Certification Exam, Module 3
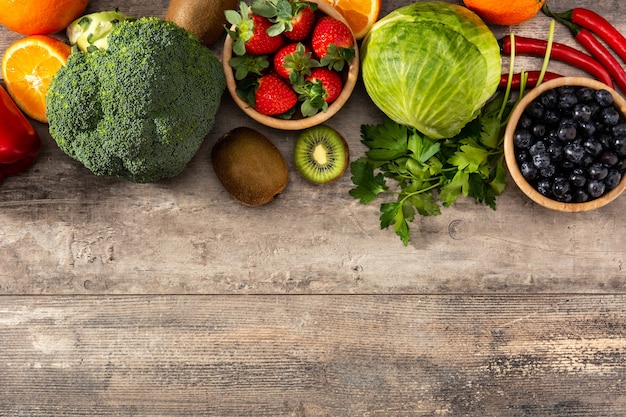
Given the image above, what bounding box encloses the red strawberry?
[311,16,355,71]
[250,0,317,41]
[295,67,343,117]
[284,3,316,41]
[308,68,343,103]
[255,74,298,115]
[273,42,319,84]
[226,3,285,56]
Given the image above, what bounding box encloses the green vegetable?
[66,9,135,52]
[360,2,501,139]
[350,93,513,246]
[47,16,225,183]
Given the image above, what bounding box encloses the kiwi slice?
[211,127,288,206]
[294,125,349,184]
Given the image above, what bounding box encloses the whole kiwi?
[165,0,237,47]
[212,127,289,206]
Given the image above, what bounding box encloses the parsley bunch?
[349,92,513,246]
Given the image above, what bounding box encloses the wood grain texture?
[1,295,625,416]
[1,0,626,415]
[0,0,625,295]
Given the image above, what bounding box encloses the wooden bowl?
[504,77,626,212]
[222,0,359,130]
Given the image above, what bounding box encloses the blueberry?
[612,135,626,156]
[581,154,594,167]
[540,164,556,178]
[520,160,538,180]
[513,129,533,148]
[544,110,561,126]
[529,141,546,156]
[588,179,606,198]
[518,115,533,129]
[526,101,545,119]
[547,141,564,161]
[600,151,619,166]
[583,138,603,156]
[569,168,587,188]
[598,133,612,149]
[588,163,608,180]
[573,104,592,122]
[532,123,547,138]
[579,121,597,137]
[564,142,585,163]
[552,177,570,197]
[557,122,577,142]
[537,179,552,196]
[556,193,573,203]
[595,89,614,107]
[558,91,578,111]
[601,107,621,126]
[533,152,551,169]
[605,169,622,189]
[540,89,558,108]
[615,158,626,171]
[573,188,589,203]
[612,123,626,136]
[576,87,595,102]
[516,149,530,162]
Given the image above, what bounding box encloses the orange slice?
[2,35,71,123]
[321,0,382,40]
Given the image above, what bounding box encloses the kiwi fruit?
[294,125,350,184]
[165,0,238,47]
[211,127,289,206]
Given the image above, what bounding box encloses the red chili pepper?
[543,5,626,64]
[499,36,614,88]
[498,71,562,90]
[574,28,626,92]
[0,85,41,181]
[542,4,626,92]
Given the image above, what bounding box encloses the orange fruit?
[463,0,546,26]
[2,35,71,123]
[0,0,88,35]
[321,0,382,40]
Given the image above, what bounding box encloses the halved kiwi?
[294,125,349,184]
[211,127,288,206]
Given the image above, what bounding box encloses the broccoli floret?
[67,9,135,52]
[47,16,226,183]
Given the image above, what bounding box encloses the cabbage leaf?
[361,2,501,139]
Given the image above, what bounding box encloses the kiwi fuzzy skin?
[294,125,350,185]
[211,127,289,206]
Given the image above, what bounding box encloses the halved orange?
[0,0,88,35]
[463,0,546,26]
[321,0,382,40]
[2,35,71,123]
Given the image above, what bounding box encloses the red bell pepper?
[0,84,41,182]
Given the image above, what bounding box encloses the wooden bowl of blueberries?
[504,77,626,212]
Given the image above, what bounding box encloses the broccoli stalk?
[67,9,135,52]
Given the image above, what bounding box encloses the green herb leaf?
[349,158,387,204]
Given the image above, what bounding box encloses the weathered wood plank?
[1,295,625,416]
[0,1,624,295]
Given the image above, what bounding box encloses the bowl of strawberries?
[223,0,359,130]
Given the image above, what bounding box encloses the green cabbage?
[361,2,501,139]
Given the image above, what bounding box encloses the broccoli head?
[47,16,226,183]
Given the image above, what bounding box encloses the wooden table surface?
[1,0,625,415]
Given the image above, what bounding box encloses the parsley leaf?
[349,158,387,204]
[350,91,514,246]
